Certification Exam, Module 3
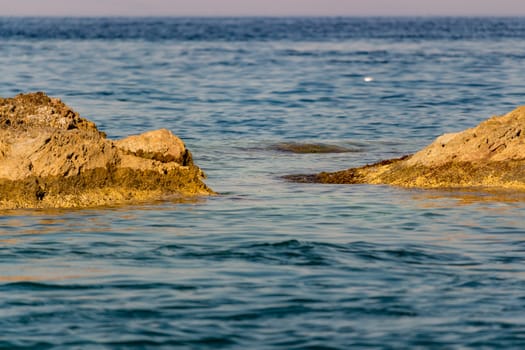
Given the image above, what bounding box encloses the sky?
[1,0,525,17]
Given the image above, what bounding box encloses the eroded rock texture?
[287,106,525,191]
[0,92,213,209]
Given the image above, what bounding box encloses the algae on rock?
[286,106,525,191]
[0,92,213,209]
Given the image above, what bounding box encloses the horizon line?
[1,14,525,18]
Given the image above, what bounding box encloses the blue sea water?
[1,17,525,349]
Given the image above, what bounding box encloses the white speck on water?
[364,76,374,82]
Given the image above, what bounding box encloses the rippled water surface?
[1,17,525,349]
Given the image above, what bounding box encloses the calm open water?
[1,17,525,349]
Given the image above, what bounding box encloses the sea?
[1,17,525,349]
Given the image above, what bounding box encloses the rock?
[270,142,359,154]
[115,129,188,164]
[0,92,213,209]
[286,106,525,190]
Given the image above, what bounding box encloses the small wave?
[345,243,479,266]
[107,281,197,291]
[0,281,95,291]
[158,239,346,267]
[0,341,54,350]
[155,239,479,269]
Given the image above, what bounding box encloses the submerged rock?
[286,106,525,190]
[271,142,359,154]
[0,92,213,209]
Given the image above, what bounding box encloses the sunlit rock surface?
[0,92,213,209]
[287,106,525,191]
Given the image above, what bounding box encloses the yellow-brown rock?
[0,92,213,209]
[114,129,188,164]
[286,106,525,190]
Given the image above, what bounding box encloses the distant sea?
[1,17,525,349]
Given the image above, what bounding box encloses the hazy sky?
[1,0,525,17]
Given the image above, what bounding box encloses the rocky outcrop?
[0,92,213,209]
[286,106,525,190]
